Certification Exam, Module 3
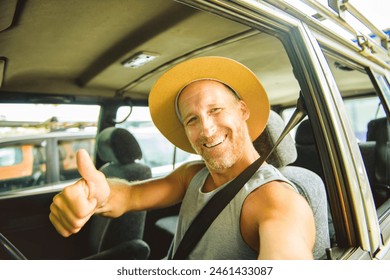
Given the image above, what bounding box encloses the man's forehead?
[175,78,241,122]
[179,79,240,100]
[182,79,225,94]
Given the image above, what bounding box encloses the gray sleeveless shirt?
[171,164,297,260]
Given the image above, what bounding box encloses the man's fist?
[49,149,110,237]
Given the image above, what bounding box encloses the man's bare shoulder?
[244,180,311,221]
[241,180,315,256]
[167,160,206,189]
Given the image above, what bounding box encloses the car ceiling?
[0,0,372,107]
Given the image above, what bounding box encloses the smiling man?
[49,56,315,260]
[178,80,253,178]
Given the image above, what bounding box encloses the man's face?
[177,80,250,172]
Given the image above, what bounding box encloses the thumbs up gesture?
[49,149,110,237]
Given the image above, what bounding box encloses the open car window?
[0,104,99,195]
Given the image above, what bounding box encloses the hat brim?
[149,56,270,154]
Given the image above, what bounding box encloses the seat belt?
[170,97,307,260]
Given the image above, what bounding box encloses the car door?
[0,104,100,259]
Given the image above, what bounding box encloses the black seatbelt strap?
[171,97,307,260]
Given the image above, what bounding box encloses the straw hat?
[149,56,269,154]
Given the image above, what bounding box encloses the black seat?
[253,111,331,259]
[291,119,324,180]
[366,118,390,206]
[84,127,152,260]
[96,127,152,181]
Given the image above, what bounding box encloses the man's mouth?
[203,135,227,148]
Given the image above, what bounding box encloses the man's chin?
[203,155,235,172]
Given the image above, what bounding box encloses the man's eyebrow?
[181,112,194,123]
[181,103,223,122]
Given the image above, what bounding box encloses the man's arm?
[96,160,203,217]
[49,149,202,237]
[246,181,315,260]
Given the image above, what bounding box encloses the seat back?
[253,111,330,259]
[366,118,390,206]
[291,119,324,180]
[86,127,152,259]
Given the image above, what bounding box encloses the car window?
[58,138,96,181]
[0,142,46,192]
[344,96,386,141]
[116,106,201,177]
[0,103,99,195]
[0,146,23,167]
[282,96,387,142]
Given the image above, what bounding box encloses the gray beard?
[202,151,237,172]
[190,124,250,173]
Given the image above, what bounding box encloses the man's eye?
[210,108,222,113]
[186,117,196,125]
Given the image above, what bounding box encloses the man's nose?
[200,116,216,137]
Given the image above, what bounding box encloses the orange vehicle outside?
[0,145,34,180]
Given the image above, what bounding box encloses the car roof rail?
[265,0,389,64]
[328,0,388,50]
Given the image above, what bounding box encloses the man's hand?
[49,149,110,237]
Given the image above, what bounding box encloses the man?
[49,56,315,259]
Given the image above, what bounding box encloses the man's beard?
[191,126,248,172]
[202,150,238,171]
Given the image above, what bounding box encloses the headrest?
[96,127,143,164]
[367,117,389,142]
[295,119,315,145]
[253,111,297,167]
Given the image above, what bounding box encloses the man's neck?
[204,146,260,191]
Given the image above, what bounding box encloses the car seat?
[291,119,324,180]
[253,111,331,259]
[84,127,152,259]
[366,117,390,206]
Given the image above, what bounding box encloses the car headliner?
[0,0,374,107]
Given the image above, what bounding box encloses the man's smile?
[203,135,227,148]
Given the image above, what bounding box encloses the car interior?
[0,0,389,260]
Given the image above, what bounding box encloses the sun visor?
[0,0,18,32]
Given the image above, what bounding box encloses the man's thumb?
[76,149,109,206]
[77,148,98,181]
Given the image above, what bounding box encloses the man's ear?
[239,100,250,121]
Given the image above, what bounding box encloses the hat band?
[174,78,241,123]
